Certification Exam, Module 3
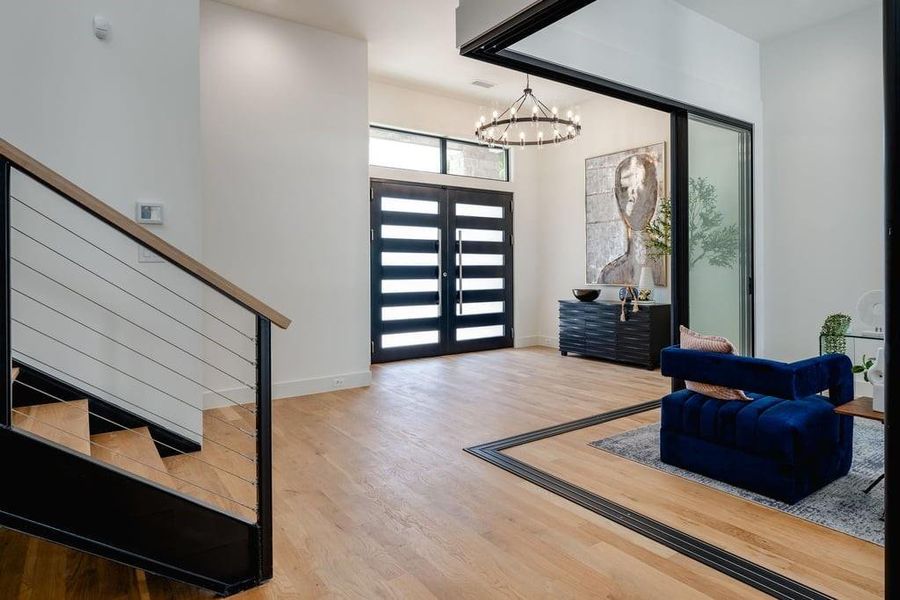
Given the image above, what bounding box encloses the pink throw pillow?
[680,325,750,401]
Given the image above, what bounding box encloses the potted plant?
[820,313,851,354]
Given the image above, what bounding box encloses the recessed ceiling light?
[471,80,496,89]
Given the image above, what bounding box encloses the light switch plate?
[136,202,163,224]
[138,246,164,263]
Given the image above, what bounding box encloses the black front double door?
[370,180,514,363]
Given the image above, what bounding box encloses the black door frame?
[370,179,515,363]
[460,0,895,594]
[884,0,899,592]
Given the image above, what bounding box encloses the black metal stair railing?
[0,139,287,594]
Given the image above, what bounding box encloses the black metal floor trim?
[465,402,835,600]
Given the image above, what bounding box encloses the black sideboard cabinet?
[558,300,671,369]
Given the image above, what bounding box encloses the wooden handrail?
[0,138,291,329]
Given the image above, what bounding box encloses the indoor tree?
[643,177,739,269]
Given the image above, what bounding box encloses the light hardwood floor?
[0,347,884,598]
[506,410,885,600]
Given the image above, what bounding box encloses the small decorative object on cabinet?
[638,265,655,300]
[572,288,600,302]
[635,266,654,301]
[559,300,671,369]
[618,286,636,301]
[868,347,885,412]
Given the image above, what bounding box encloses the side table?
[834,397,885,506]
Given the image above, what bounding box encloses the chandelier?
[476,75,582,148]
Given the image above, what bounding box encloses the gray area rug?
[590,419,885,545]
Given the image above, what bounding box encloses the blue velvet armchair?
[659,347,854,504]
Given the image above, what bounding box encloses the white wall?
[761,5,884,361]
[201,0,371,400]
[0,0,202,256]
[0,0,205,440]
[533,95,671,347]
[368,80,543,346]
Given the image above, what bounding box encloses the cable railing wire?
[13,287,256,417]
[11,348,256,463]
[10,407,257,515]
[11,195,255,342]
[11,257,256,390]
[12,378,257,486]
[11,226,255,366]
[12,318,257,439]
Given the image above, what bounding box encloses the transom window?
[369,126,509,182]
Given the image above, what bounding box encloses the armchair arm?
[660,347,853,405]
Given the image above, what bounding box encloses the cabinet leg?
[561,351,568,356]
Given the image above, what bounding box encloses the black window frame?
[369,125,511,183]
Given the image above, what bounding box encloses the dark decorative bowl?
[572,288,600,302]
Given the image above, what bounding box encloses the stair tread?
[13,400,91,455]
[11,367,19,381]
[163,453,256,522]
[91,427,175,489]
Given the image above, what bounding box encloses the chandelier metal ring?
[476,75,582,147]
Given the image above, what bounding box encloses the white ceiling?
[674,0,879,41]
[216,0,879,107]
[214,0,595,107]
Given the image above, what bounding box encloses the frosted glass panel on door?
[382,279,439,293]
[382,252,439,266]
[457,228,503,242]
[457,302,504,316]
[382,330,440,348]
[687,116,752,354]
[381,197,439,214]
[456,278,504,291]
[456,254,504,266]
[455,203,503,218]
[382,225,439,240]
[456,325,504,341]
[382,305,440,321]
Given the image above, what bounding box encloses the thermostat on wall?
[136,202,163,224]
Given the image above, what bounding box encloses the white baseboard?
[540,336,559,349]
[514,335,559,349]
[514,335,543,348]
[203,369,372,409]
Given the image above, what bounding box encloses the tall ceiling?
[217,0,880,106]
[215,0,594,108]
[674,0,879,41]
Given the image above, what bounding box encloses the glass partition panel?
[687,115,752,354]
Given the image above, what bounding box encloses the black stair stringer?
[0,426,263,596]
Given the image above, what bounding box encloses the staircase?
[0,139,290,595]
